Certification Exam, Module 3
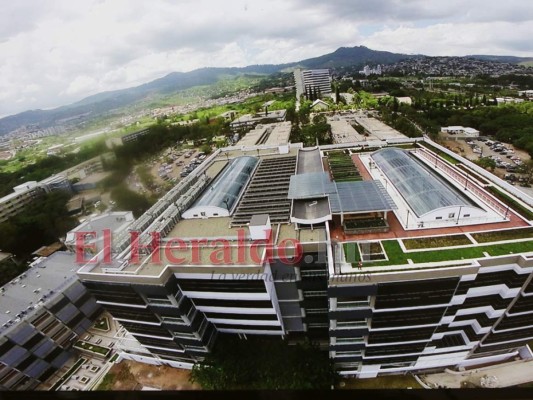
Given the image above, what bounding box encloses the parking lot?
[149,148,208,185]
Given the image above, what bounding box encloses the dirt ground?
[102,360,201,391]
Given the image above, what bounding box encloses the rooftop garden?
[472,227,533,243]
[402,234,472,250]
[92,316,110,332]
[74,340,112,357]
[327,151,362,182]
[345,238,533,268]
[345,218,387,230]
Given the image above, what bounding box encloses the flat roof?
[354,114,407,141]
[250,214,269,226]
[0,252,80,330]
[65,212,134,241]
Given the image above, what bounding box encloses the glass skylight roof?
[188,156,258,213]
[372,148,478,217]
[329,181,397,213]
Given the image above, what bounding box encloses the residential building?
[0,182,46,224]
[294,69,332,100]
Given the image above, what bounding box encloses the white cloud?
[0,0,531,117]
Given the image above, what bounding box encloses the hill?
[2,45,525,135]
[467,55,533,64]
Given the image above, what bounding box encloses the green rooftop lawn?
[345,239,533,268]
[74,340,111,356]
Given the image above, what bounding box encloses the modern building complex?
[294,69,332,100]
[0,253,101,390]
[68,135,533,378]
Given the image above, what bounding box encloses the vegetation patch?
[190,335,337,390]
[345,218,387,230]
[93,316,110,332]
[403,234,472,250]
[486,186,533,220]
[418,141,460,164]
[345,239,533,268]
[472,227,533,243]
[456,164,490,185]
[327,151,362,182]
[74,340,111,357]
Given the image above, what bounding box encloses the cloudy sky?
[1,0,532,117]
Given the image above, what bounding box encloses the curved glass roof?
[190,156,258,213]
[372,148,478,217]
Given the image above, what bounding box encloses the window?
[172,331,197,339]
[436,216,442,220]
[448,213,455,218]
[146,295,172,305]
[184,345,207,352]
[161,316,186,324]
[335,337,365,344]
[335,351,362,357]
[201,212,206,217]
[464,214,470,217]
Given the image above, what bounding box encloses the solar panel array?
[231,156,297,226]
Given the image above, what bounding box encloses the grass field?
[346,239,533,268]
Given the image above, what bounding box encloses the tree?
[190,335,337,390]
[475,157,496,172]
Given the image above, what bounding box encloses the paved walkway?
[419,358,533,388]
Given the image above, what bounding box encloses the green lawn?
[345,239,533,268]
[339,374,422,389]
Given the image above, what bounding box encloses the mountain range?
[1,46,531,135]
